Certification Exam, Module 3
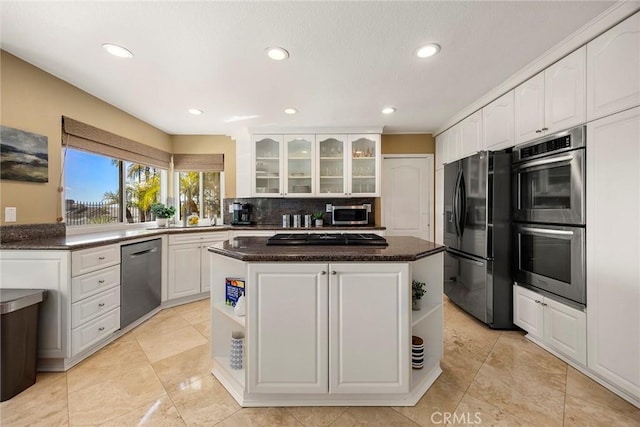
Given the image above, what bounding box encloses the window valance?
[172,153,224,172]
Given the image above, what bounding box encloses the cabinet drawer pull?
[541,127,548,131]
[98,279,105,284]
[98,256,106,261]
[98,327,105,331]
[98,303,105,307]
[535,129,542,134]
[535,300,542,304]
[541,302,548,307]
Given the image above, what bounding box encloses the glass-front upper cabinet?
[317,135,346,195]
[285,135,314,196]
[253,135,283,196]
[348,134,380,196]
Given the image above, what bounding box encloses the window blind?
[172,153,224,171]
[61,116,171,169]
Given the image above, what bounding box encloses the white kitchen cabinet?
[346,134,381,196]
[446,126,462,163]
[247,263,329,394]
[459,110,484,158]
[545,46,587,134]
[515,72,546,144]
[513,285,586,366]
[284,135,315,197]
[587,12,640,121]
[435,132,446,170]
[230,230,276,238]
[515,47,586,144]
[329,263,410,394]
[245,262,409,395]
[435,168,444,245]
[253,135,284,197]
[483,91,515,151]
[0,250,71,359]
[252,133,381,197]
[317,135,347,195]
[586,107,640,402]
[167,232,230,300]
[70,245,121,357]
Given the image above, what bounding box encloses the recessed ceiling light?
[284,108,298,115]
[188,108,204,115]
[102,43,133,59]
[267,47,289,61]
[382,107,396,114]
[415,43,441,59]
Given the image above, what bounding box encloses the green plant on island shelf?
[150,203,176,219]
[311,211,325,220]
[412,280,426,300]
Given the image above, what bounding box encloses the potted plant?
[151,203,176,227]
[312,211,324,227]
[412,280,426,310]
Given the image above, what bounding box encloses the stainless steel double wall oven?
[511,126,586,306]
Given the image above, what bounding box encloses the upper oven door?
[512,149,585,225]
[513,223,585,305]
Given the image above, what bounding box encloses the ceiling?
[0,1,618,136]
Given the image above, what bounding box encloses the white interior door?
[382,156,433,240]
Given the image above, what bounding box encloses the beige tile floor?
[2,297,639,426]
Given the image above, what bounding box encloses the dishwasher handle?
[128,247,158,257]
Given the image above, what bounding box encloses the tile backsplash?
[223,197,376,226]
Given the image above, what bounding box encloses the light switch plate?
[5,207,16,222]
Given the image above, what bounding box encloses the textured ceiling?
[0,1,618,136]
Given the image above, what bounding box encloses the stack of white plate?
[412,335,424,369]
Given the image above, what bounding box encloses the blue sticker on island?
[225,278,245,306]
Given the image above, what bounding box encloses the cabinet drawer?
[71,286,120,329]
[169,231,229,245]
[71,264,120,302]
[71,308,120,356]
[72,244,120,276]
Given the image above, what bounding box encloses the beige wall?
[171,135,236,198]
[1,51,235,224]
[381,133,435,154]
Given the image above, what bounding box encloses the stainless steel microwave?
[331,205,370,225]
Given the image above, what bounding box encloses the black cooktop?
[267,233,388,246]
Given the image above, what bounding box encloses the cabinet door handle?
[534,300,542,304]
[331,271,337,275]
[98,279,105,284]
[98,327,105,331]
[541,302,548,307]
[98,303,105,307]
[541,127,548,131]
[535,129,542,134]
[98,256,106,260]
[321,271,327,275]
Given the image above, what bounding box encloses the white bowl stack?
[412,335,424,369]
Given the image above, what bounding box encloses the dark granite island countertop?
[208,236,444,262]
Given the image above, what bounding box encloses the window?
[176,171,223,222]
[64,148,166,226]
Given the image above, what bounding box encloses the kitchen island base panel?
[211,362,442,407]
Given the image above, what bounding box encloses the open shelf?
[213,302,245,327]
[411,355,439,385]
[213,356,245,388]
[411,299,441,327]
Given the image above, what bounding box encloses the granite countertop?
[0,224,385,251]
[208,236,445,262]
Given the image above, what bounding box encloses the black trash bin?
[0,289,47,402]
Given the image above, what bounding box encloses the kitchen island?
[208,236,445,407]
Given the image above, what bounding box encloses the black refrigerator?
[443,150,513,329]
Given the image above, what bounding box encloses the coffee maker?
[232,202,252,225]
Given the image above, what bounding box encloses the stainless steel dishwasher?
[120,238,161,329]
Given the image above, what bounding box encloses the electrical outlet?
[325,204,332,212]
[228,204,234,213]
[5,207,17,222]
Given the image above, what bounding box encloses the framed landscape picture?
[0,125,48,182]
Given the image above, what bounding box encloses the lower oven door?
[513,223,585,305]
[444,249,492,325]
